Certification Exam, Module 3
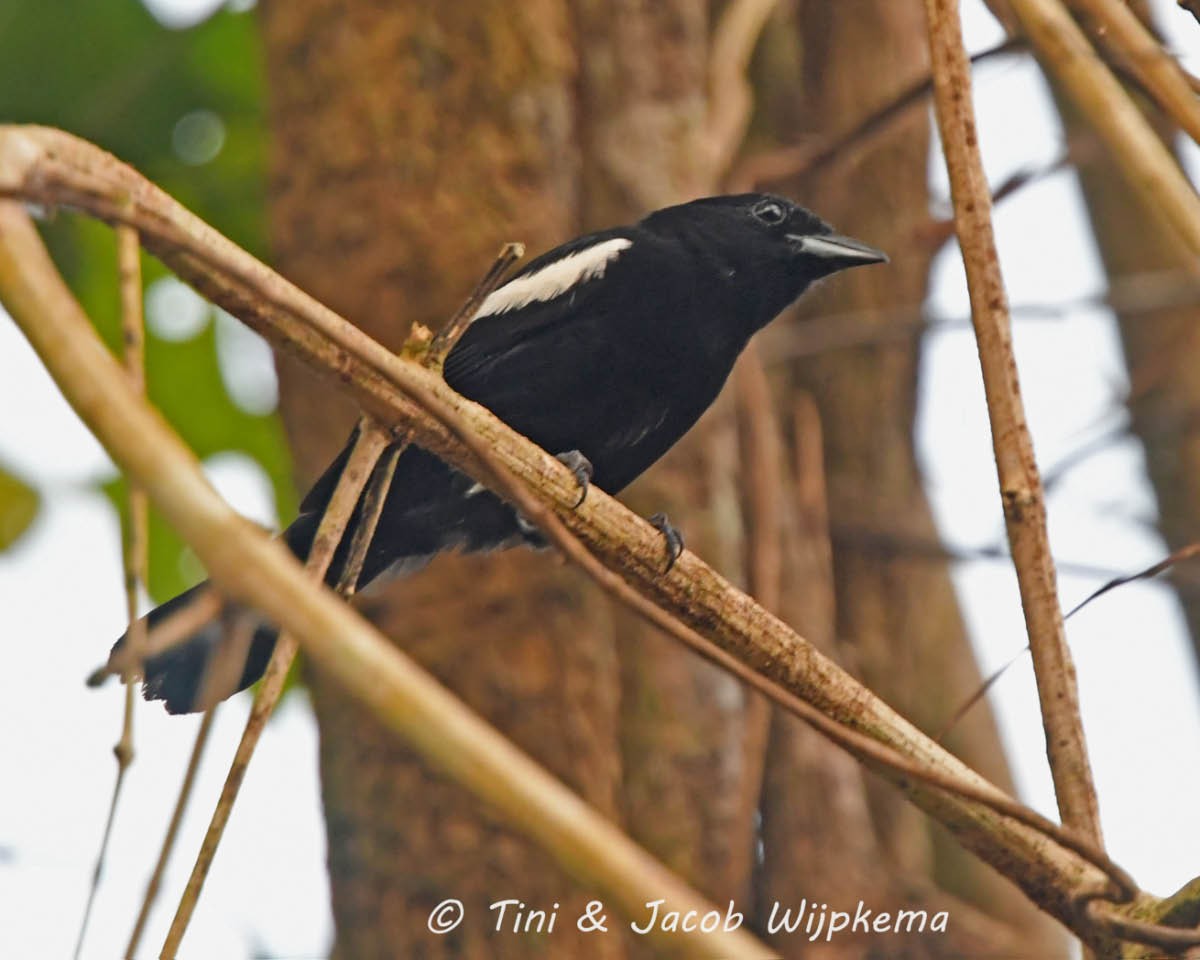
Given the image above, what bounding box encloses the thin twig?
[124,708,217,958]
[936,543,1200,743]
[72,223,146,960]
[3,132,1195,944]
[160,243,520,954]
[427,242,523,363]
[0,200,776,960]
[925,0,1103,844]
[159,420,390,957]
[341,241,523,594]
[335,443,399,596]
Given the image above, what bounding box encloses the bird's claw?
[649,512,684,573]
[556,450,594,508]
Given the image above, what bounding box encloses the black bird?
[101,193,886,713]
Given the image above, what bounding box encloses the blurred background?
[2,0,1200,957]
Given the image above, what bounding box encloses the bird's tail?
[94,575,289,715]
[136,583,279,714]
[93,443,526,714]
[97,510,324,715]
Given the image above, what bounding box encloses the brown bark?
[751,382,891,960]
[261,3,625,957]
[261,0,754,955]
[764,1,1061,947]
[255,1,1060,955]
[571,0,765,920]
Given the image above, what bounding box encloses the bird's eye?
[753,200,787,225]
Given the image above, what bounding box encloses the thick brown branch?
[0,199,775,960]
[2,126,1196,948]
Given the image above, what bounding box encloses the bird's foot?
[555,450,594,508]
[649,512,684,573]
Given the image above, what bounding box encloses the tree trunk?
[758,1,1061,948]
[261,3,626,957]
[257,0,1059,955]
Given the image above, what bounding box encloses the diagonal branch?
[3,126,1199,949]
[0,199,777,960]
[1005,0,1200,256]
[1065,0,1200,146]
[161,242,523,953]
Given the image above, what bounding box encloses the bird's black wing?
[442,228,704,492]
[298,226,643,521]
[442,227,639,389]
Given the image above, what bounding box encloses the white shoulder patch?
[474,237,632,319]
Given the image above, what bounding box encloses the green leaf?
[0,1,297,599]
[0,1,267,255]
[0,462,39,551]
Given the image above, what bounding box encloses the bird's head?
[640,193,887,332]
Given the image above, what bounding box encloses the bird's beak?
[788,233,889,270]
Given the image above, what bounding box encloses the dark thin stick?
[937,543,1200,742]
[1064,542,1200,619]
[73,766,130,960]
[428,242,523,361]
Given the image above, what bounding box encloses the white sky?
[3,1,1200,958]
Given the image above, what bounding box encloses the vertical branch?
[922,0,1103,843]
[72,223,147,960]
[117,223,149,688]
